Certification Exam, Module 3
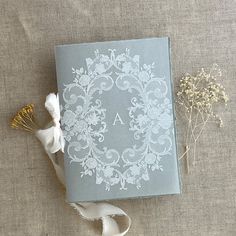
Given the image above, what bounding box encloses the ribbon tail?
[102,215,131,236]
[35,128,65,185]
[70,202,131,236]
[102,216,120,236]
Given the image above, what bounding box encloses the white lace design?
[61,49,173,190]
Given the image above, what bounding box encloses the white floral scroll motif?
[61,49,173,191]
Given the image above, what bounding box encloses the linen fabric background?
[0,0,235,235]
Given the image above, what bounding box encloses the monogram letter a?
[112,113,125,126]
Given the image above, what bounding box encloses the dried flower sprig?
[10,104,39,133]
[176,64,229,172]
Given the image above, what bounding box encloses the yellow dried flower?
[10,104,39,133]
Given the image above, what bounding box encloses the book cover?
[55,37,180,202]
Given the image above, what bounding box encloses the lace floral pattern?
[61,49,173,190]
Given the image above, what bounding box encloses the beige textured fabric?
[1,0,236,235]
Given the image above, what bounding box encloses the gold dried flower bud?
[10,104,39,133]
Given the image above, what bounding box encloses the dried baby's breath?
[10,104,39,133]
[177,64,228,172]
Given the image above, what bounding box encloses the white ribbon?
[35,93,131,236]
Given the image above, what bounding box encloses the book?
[55,37,180,202]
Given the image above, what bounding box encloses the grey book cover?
[55,37,180,202]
